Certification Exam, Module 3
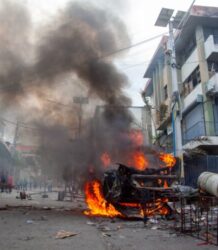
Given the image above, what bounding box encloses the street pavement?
[0,190,217,250]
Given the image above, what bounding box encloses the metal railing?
[174,195,218,246]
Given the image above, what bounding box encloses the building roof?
[144,5,218,78]
[142,79,153,97]
[176,5,218,52]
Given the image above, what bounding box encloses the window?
[182,66,201,97]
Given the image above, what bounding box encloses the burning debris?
[84,152,178,219]
[84,180,122,217]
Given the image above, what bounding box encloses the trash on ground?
[102,232,111,237]
[55,230,79,239]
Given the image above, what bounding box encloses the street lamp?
[155,8,186,179]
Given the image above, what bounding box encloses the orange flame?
[84,180,122,217]
[84,180,170,218]
[119,198,170,217]
[100,152,111,168]
[159,153,176,168]
[143,198,169,216]
[163,180,169,188]
[129,151,148,171]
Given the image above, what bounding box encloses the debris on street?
[55,230,79,239]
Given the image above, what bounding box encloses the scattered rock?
[26,220,34,224]
[98,225,111,232]
[43,207,52,210]
[86,221,96,226]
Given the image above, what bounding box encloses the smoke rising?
[0,0,32,105]
[0,0,142,184]
[35,2,131,107]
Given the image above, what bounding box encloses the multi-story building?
[142,5,218,156]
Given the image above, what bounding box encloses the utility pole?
[155,8,186,180]
[169,19,184,180]
[13,120,19,148]
[73,96,89,138]
[0,119,5,140]
[168,20,183,157]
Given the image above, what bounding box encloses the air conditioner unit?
[167,125,173,135]
[196,94,203,103]
[145,96,152,106]
[205,81,215,95]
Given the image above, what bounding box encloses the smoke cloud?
[0,0,145,185]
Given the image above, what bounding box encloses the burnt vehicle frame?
[102,163,179,217]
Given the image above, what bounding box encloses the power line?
[45,98,74,109]
[0,32,167,92]
[119,58,213,71]
[1,116,80,132]
[98,32,168,59]
[1,117,39,130]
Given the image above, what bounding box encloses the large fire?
[84,129,176,219]
[84,180,171,218]
[84,180,122,217]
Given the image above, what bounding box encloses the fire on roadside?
[143,198,170,216]
[84,130,176,219]
[84,180,171,218]
[84,180,122,217]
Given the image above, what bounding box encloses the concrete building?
[142,5,218,155]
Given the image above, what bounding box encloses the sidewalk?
[0,189,86,210]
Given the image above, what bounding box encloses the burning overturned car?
[84,152,180,219]
[102,163,178,216]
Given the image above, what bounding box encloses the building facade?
[142,5,218,155]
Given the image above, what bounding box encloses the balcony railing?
[183,121,218,145]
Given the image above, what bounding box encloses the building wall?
[144,13,218,150]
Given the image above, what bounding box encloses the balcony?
[183,83,203,110]
[181,35,218,83]
[205,35,218,60]
[183,121,218,145]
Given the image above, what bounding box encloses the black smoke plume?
[0,1,141,185]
